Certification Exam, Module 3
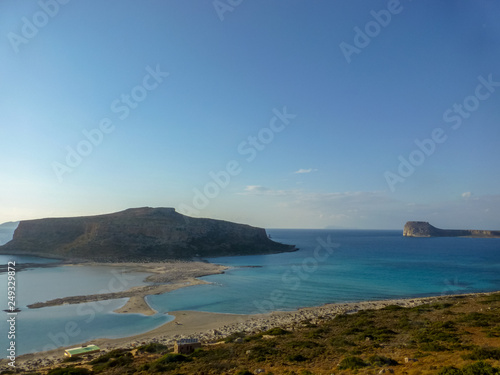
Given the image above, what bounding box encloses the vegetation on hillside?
[22,293,500,375]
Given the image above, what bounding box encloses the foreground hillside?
[25,292,500,375]
[0,207,296,261]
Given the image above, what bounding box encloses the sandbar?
[27,261,228,315]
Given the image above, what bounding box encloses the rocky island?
[403,221,500,238]
[0,207,296,261]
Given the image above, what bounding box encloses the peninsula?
[403,221,500,238]
[0,207,296,261]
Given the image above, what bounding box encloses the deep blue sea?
[1,229,499,355]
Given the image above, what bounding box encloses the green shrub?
[263,327,290,336]
[224,331,247,342]
[288,354,308,362]
[437,366,463,375]
[437,361,500,375]
[462,361,499,375]
[459,313,492,327]
[462,348,500,361]
[137,342,169,353]
[485,327,500,338]
[434,320,456,330]
[143,353,190,373]
[305,327,329,339]
[90,349,131,364]
[358,326,397,342]
[369,355,398,366]
[190,346,231,361]
[157,353,189,364]
[397,315,414,330]
[430,303,454,310]
[330,337,356,347]
[411,304,433,313]
[420,342,448,352]
[382,304,404,311]
[462,347,500,361]
[338,356,368,370]
[286,340,320,349]
[92,354,133,373]
[413,321,460,350]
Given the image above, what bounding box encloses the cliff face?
[403,221,500,238]
[0,208,296,261]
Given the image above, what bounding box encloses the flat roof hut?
[64,345,100,357]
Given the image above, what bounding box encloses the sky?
[1,0,500,229]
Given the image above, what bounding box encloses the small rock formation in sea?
[403,221,500,238]
[0,207,296,261]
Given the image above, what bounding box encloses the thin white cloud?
[240,185,288,196]
[244,185,270,193]
[293,168,317,174]
[462,192,472,199]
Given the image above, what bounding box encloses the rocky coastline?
[403,221,500,238]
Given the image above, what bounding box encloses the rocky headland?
[403,221,500,238]
[0,207,296,261]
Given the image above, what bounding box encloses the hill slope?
[0,208,296,261]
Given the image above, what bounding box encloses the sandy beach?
[9,290,499,372]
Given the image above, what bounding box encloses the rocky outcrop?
[0,208,296,261]
[403,221,500,238]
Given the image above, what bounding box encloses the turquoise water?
[1,229,499,355]
[148,229,500,314]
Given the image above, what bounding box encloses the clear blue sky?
[1,0,499,229]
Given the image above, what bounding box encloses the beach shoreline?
[8,290,500,372]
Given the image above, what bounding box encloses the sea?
[1,229,499,356]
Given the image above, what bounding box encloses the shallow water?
[0,258,172,355]
[148,229,500,314]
